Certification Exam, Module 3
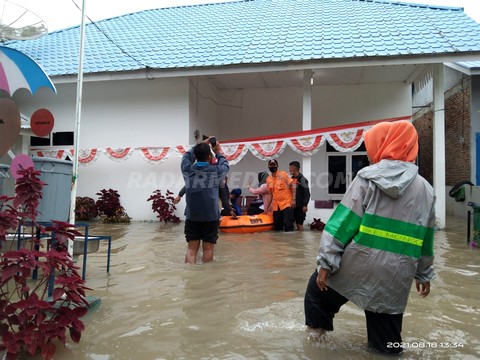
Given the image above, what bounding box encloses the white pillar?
[302,70,312,205]
[433,64,446,229]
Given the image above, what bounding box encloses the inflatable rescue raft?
[219,214,274,234]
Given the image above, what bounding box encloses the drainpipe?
[433,64,446,229]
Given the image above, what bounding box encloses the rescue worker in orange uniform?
[265,159,296,231]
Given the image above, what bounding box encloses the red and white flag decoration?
[221,144,248,165]
[29,116,411,165]
[174,145,188,156]
[31,149,66,160]
[248,141,287,160]
[325,128,364,152]
[104,147,134,162]
[139,147,170,164]
[77,149,99,165]
[286,135,325,156]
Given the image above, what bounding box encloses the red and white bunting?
[174,145,188,156]
[248,140,286,160]
[28,117,411,165]
[221,144,248,165]
[104,147,134,161]
[286,135,325,156]
[31,149,66,160]
[325,128,364,152]
[139,147,170,164]
[78,149,99,165]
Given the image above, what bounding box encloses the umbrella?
[0,45,56,96]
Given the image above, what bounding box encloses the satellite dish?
[0,0,48,42]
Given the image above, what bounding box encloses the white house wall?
[189,78,222,143]
[12,77,191,221]
[8,76,412,222]
[218,86,304,139]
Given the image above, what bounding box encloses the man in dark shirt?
[181,137,229,263]
[289,161,311,231]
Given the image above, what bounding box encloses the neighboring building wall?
[413,111,433,184]
[414,75,471,186]
[445,77,471,185]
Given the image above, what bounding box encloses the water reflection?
[42,217,480,359]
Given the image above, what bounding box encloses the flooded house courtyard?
[31,216,480,359]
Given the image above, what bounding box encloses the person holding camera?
[181,136,229,264]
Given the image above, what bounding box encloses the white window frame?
[327,147,368,199]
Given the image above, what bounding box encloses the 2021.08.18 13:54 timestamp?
[387,342,465,349]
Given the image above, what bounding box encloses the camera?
[209,136,217,148]
[202,135,217,147]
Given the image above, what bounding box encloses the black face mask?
[268,166,277,173]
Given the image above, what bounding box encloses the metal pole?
[467,210,471,244]
[68,0,87,256]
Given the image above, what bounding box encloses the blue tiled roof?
[5,0,480,77]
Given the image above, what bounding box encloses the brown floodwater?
[22,216,480,359]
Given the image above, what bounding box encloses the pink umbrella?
[0,45,56,96]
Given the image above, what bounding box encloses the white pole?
[68,0,87,256]
[433,64,446,229]
[302,70,312,217]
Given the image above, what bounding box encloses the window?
[30,131,74,146]
[327,142,369,197]
[30,136,50,146]
[52,132,74,146]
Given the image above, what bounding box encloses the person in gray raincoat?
[304,120,436,355]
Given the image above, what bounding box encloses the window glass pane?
[52,132,74,146]
[328,156,346,194]
[352,155,369,179]
[30,136,50,146]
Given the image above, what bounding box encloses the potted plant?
[95,189,130,224]
[147,189,180,223]
[0,167,91,360]
[74,196,98,221]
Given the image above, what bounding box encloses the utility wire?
[70,0,150,74]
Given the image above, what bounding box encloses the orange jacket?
[266,170,294,211]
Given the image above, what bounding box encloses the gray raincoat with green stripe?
[317,159,436,314]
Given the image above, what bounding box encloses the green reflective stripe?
[422,227,434,256]
[362,213,427,239]
[324,203,362,245]
[359,225,423,246]
[354,213,432,258]
[355,230,421,258]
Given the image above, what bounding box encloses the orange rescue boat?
[219,214,274,234]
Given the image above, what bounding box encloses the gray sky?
[7,0,480,32]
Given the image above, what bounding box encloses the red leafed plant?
[0,167,90,360]
[95,189,130,223]
[147,189,180,223]
[74,196,98,221]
